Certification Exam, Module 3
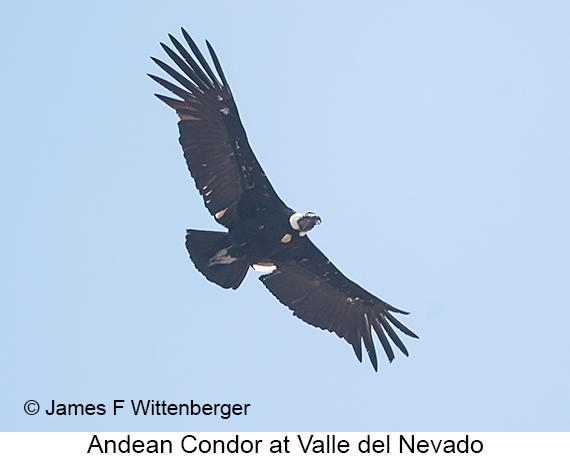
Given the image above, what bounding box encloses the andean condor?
[149,29,419,371]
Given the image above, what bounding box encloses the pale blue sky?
[1,1,569,431]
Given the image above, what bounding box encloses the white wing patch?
[215,208,228,219]
[252,263,276,272]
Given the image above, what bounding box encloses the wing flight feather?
[149,29,285,229]
[260,237,418,371]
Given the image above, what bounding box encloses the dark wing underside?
[260,237,419,371]
[149,29,285,229]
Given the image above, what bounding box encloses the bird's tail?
[185,229,249,290]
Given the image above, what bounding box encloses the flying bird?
[149,29,418,371]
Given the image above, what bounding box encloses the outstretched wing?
[260,237,419,371]
[149,29,286,229]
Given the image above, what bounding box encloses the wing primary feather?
[379,314,409,357]
[160,42,212,93]
[361,313,378,372]
[150,57,202,94]
[148,74,195,101]
[154,93,188,110]
[167,35,215,92]
[181,28,222,89]
[385,304,410,315]
[384,312,420,339]
[154,94,204,119]
[152,30,286,231]
[372,318,395,362]
[206,40,230,88]
[350,333,363,363]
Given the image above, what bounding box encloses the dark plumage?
[149,29,418,371]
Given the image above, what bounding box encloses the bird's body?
[150,29,418,371]
[185,205,305,290]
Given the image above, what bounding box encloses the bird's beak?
[299,214,322,232]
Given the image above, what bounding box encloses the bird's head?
[290,212,322,236]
